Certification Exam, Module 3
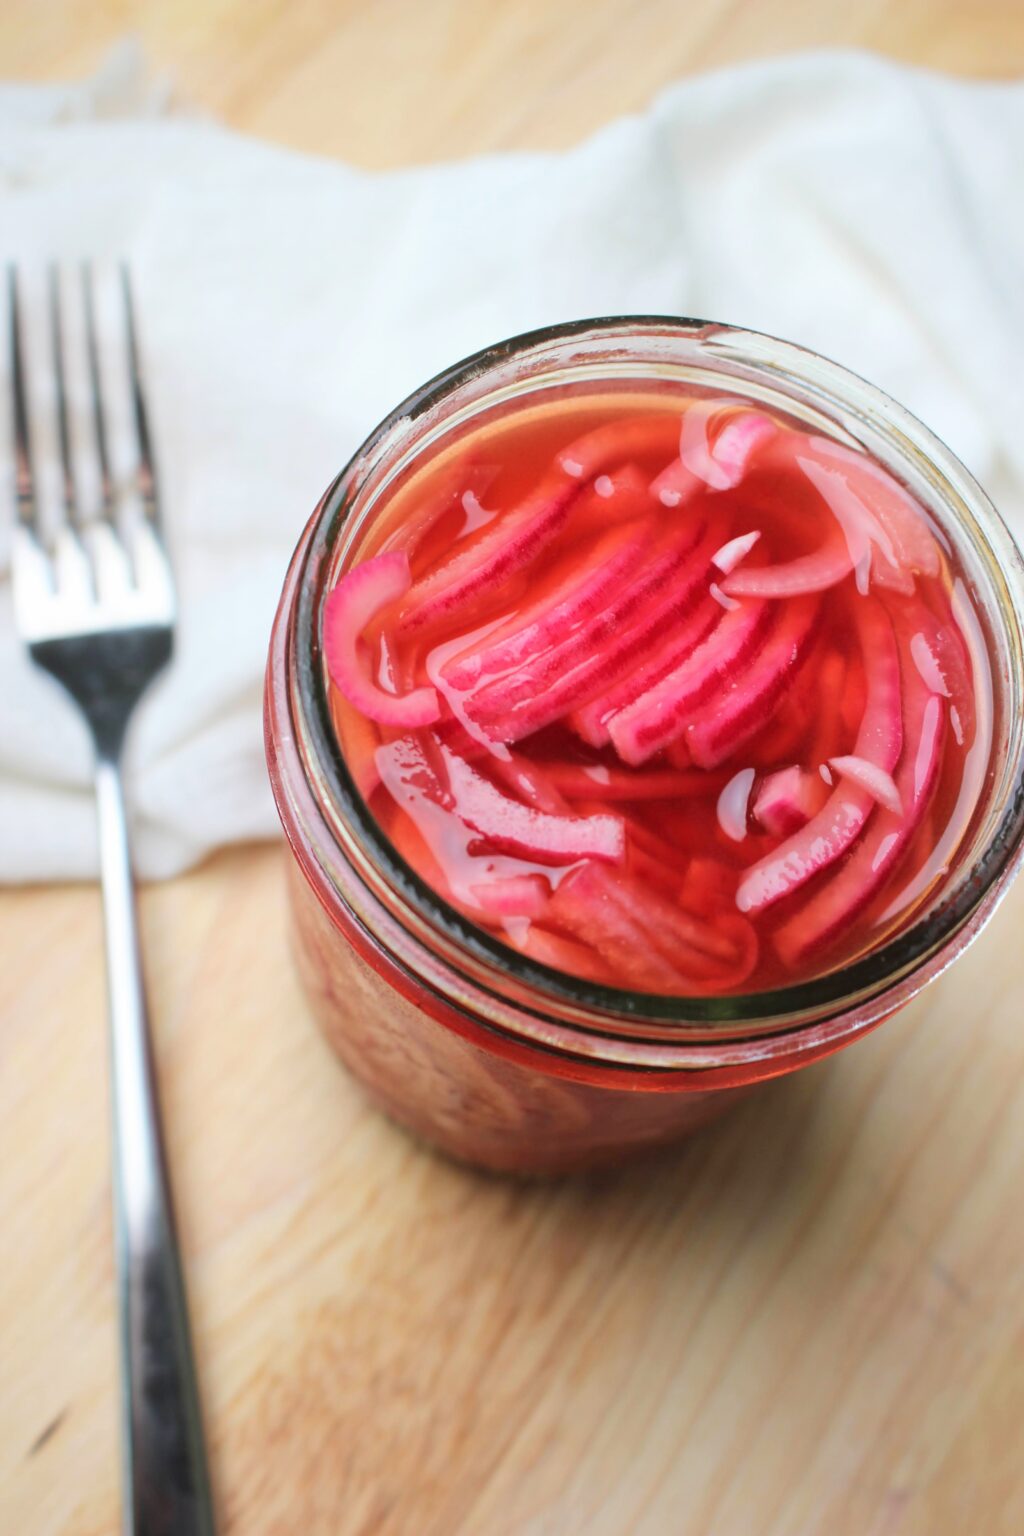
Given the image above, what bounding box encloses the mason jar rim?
[283,315,1024,1046]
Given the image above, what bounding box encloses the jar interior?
[292,319,1024,1037]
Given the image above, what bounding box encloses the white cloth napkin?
[2,45,1023,882]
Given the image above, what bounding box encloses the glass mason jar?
[264,317,1024,1175]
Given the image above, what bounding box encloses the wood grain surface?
[3,5,1024,1533]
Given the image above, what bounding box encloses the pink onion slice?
[901,598,975,748]
[512,925,615,984]
[324,552,441,726]
[469,520,707,714]
[570,582,722,747]
[712,529,761,575]
[486,752,569,815]
[774,652,945,967]
[557,413,683,481]
[650,456,702,508]
[469,874,550,918]
[441,516,655,691]
[735,598,903,914]
[678,402,776,491]
[721,521,854,599]
[649,402,771,505]
[608,601,774,766]
[465,523,714,741]
[721,426,938,600]
[399,467,579,631]
[547,865,691,990]
[793,453,904,597]
[717,767,756,842]
[801,434,941,579]
[752,766,828,838]
[827,755,903,815]
[601,870,758,979]
[440,743,625,865]
[707,412,778,487]
[685,596,820,768]
[548,863,757,992]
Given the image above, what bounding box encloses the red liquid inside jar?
[324,390,993,998]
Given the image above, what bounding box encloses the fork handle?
[95,754,216,1536]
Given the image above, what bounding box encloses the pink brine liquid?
[322,388,994,995]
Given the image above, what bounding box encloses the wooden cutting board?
[3,4,1024,1533]
[5,846,1024,1534]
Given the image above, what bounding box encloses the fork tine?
[82,261,116,524]
[120,265,160,526]
[48,264,80,527]
[8,265,39,533]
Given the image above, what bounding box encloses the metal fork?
[8,265,215,1536]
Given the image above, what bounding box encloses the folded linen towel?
[1,46,1021,879]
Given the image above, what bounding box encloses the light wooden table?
[3,5,1024,1533]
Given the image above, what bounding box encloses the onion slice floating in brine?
[324,552,441,726]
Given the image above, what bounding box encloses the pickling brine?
[322,390,993,996]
